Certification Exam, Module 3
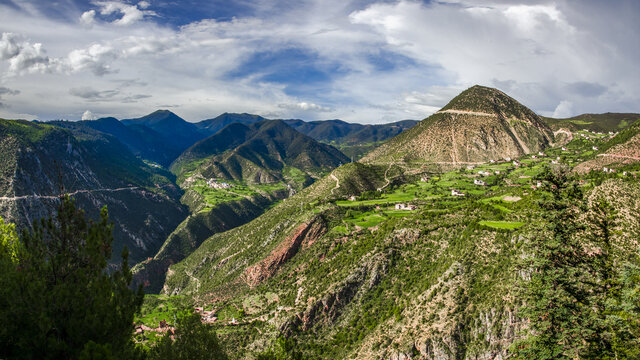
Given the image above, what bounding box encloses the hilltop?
[122,110,207,153]
[362,85,554,166]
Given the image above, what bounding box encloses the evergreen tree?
[511,168,595,359]
[0,196,144,359]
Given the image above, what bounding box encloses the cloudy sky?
[0,0,637,123]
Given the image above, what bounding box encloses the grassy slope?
[142,125,640,358]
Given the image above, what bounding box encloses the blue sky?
[0,0,638,123]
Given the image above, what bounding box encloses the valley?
[1,85,639,359]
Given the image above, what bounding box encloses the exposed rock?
[244,215,328,287]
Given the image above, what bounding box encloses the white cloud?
[0,32,60,74]
[0,0,638,123]
[552,100,574,118]
[80,10,96,27]
[279,102,333,112]
[66,43,117,75]
[81,109,96,120]
[94,1,156,26]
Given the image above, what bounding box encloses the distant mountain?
[171,120,350,184]
[122,110,206,152]
[0,119,187,265]
[194,112,268,135]
[53,117,183,166]
[542,112,640,133]
[284,119,418,145]
[362,85,554,165]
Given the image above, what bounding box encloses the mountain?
[194,113,268,135]
[171,120,350,184]
[53,117,183,166]
[122,110,206,153]
[0,119,187,265]
[284,119,419,160]
[542,112,640,133]
[362,85,554,165]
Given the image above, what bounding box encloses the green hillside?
[171,120,349,185]
[543,112,640,133]
[0,119,187,265]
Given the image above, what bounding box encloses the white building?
[451,189,465,196]
[474,179,486,186]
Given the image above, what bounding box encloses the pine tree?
[0,196,144,359]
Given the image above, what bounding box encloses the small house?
[561,147,567,151]
[504,157,512,162]
[538,152,545,156]
[474,179,486,186]
[421,176,430,182]
[451,189,465,197]
[592,146,599,151]
[395,203,417,210]
[466,165,475,170]
[490,159,496,163]
[348,195,357,201]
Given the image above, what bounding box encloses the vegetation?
[0,197,144,359]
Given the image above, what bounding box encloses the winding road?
[330,172,340,195]
[0,186,141,201]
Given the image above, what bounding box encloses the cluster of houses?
[134,320,175,337]
[395,203,417,210]
[207,179,234,189]
[603,167,616,173]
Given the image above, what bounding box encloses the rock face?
[244,215,327,287]
[0,120,187,265]
[362,85,554,165]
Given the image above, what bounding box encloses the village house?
[531,155,537,159]
[504,157,511,162]
[592,146,599,151]
[512,160,520,166]
[207,179,234,189]
[474,179,486,186]
[466,165,475,170]
[395,203,417,210]
[490,159,496,163]
[421,176,430,182]
[451,189,465,196]
[562,147,567,151]
[538,152,545,156]
[348,195,357,201]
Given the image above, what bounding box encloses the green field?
[479,220,526,230]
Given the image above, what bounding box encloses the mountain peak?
[438,85,530,117]
[362,86,553,164]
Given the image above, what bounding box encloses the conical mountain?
[362,85,554,164]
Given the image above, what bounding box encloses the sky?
[0,0,638,124]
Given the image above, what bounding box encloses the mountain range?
[1,85,640,359]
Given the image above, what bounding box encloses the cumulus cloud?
[0,32,60,74]
[552,100,574,118]
[66,43,118,76]
[0,0,638,123]
[94,1,156,26]
[81,110,96,120]
[80,10,96,27]
[279,102,333,112]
